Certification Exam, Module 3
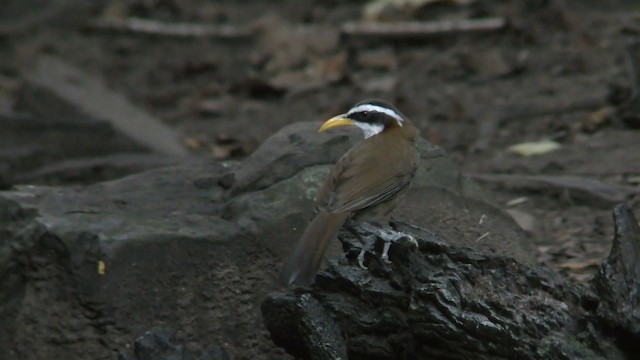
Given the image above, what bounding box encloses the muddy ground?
[1,0,639,358]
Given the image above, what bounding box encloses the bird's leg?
[346,221,418,268]
[345,221,376,270]
[356,222,418,264]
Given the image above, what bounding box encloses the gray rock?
[0,162,266,359]
[224,164,333,258]
[228,121,360,194]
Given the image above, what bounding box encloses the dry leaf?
[582,106,614,133]
[98,260,106,275]
[185,137,202,149]
[558,258,601,270]
[507,139,561,157]
[505,197,529,206]
[211,134,258,159]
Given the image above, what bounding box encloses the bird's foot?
[356,237,376,270]
[378,229,418,264]
[347,222,417,269]
[357,248,368,270]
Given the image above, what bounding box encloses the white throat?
[354,122,384,139]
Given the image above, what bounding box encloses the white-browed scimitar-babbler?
[280,100,420,286]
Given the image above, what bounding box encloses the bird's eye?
[361,111,369,118]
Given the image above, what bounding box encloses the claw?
[378,230,416,264]
[350,223,416,269]
[381,241,392,264]
[405,234,418,248]
[357,249,368,270]
[354,234,375,270]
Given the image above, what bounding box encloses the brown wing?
[316,129,418,214]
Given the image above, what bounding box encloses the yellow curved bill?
[319,115,354,132]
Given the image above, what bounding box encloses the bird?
[279,99,420,286]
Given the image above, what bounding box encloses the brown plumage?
[279,100,419,286]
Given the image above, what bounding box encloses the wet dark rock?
[592,204,640,345]
[118,327,230,360]
[262,293,347,360]
[262,206,640,359]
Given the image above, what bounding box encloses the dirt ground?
[1,0,639,358]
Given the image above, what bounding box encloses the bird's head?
[319,100,406,139]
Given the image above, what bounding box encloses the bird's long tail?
[279,212,349,286]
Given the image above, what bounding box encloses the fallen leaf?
[315,52,347,82]
[197,96,236,116]
[506,139,561,157]
[210,133,259,159]
[185,137,202,149]
[557,258,601,270]
[505,196,529,207]
[356,48,398,70]
[582,106,614,133]
[98,260,106,275]
[627,176,640,185]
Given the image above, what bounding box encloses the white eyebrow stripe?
[347,104,403,126]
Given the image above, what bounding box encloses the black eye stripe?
[353,111,383,125]
[355,111,373,122]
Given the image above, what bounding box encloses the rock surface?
[263,204,640,360]
[592,204,640,342]
[0,121,532,359]
[118,327,230,360]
